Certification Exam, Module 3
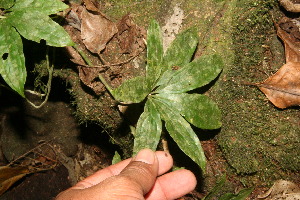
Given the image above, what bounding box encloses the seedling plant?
[111,20,223,171]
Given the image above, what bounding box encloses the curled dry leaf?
[81,8,117,54]
[116,14,146,55]
[0,166,30,195]
[277,17,300,63]
[257,180,300,199]
[279,0,300,12]
[78,67,105,95]
[257,62,300,108]
[82,0,101,12]
[256,17,300,108]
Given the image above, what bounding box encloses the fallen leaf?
[82,0,101,12]
[257,62,300,108]
[81,8,117,54]
[116,14,146,55]
[0,166,30,196]
[78,66,105,94]
[277,17,300,62]
[279,0,300,12]
[257,180,300,199]
[256,17,300,108]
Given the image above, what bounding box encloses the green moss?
[215,0,300,186]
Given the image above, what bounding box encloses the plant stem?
[73,44,116,100]
[26,47,53,108]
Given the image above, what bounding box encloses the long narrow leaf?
[156,93,222,129]
[156,54,223,93]
[162,28,199,69]
[151,96,206,171]
[146,20,163,86]
[133,99,162,154]
[0,21,26,97]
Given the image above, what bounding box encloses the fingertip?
[146,169,197,200]
[155,151,173,175]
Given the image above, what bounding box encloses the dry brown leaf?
[82,0,101,12]
[277,17,300,62]
[78,67,104,94]
[81,8,117,54]
[280,0,300,12]
[116,14,146,55]
[257,62,300,108]
[257,180,300,199]
[0,166,30,196]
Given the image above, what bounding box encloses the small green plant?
[0,0,73,97]
[111,20,223,171]
[203,174,254,200]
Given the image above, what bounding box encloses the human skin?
[56,149,197,200]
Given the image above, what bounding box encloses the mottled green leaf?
[133,99,162,154]
[162,28,198,71]
[146,20,163,86]
[10,0,68,15]
[156,54,223,93]
[0,0,14,9]
[7,11,73,47]
[112,76,151,103]
[112,151,121,165]
[156,93,221,129]
[151,96,206,171]
[0,21,26,97]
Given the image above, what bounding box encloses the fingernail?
[133,149,155,164]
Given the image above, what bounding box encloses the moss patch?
[215,0,300,186]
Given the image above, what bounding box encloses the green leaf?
[202,174,226,200]
[0,0,15,9]
[146,20,163,86]
[151,96,206,171]
[10,0,68,15]
[162,28,198,71]
[7,11,73,47]
[112,151,122,165]
[0,21,26,97]
[156,54,223,93]
[219,188,254,200]
[156,93,221,129]
[133,99,162,154]
[112,76,151,103]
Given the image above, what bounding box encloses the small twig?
[73,52,140,68]
[72,44,117,99]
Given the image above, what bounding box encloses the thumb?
[56,149,159,200]
[99,148,159,199]
[118,148,159,195]
[101,149,158,200]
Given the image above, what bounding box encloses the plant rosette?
[111,20,223,172]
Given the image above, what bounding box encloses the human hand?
[55,149,197,200]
